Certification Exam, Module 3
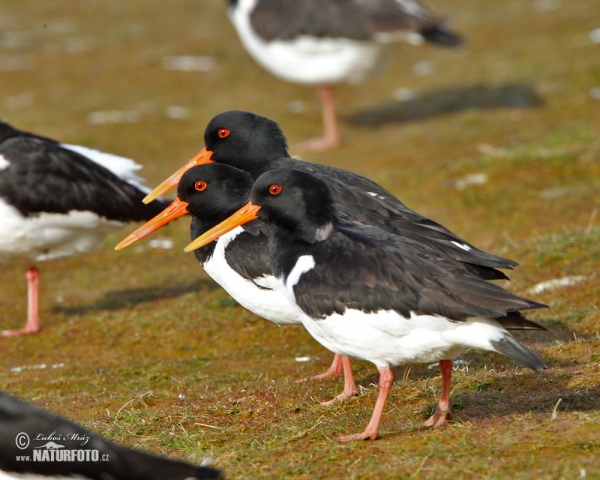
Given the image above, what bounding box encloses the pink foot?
[1,325,41,338]
[423,359,454,428]
[336,428,379,443]
[296,354,343,383]
[321,355,357,405]
[321,389,356,406]
[334,365,394,442]
[423,406,453,428]
[301,134,342,152]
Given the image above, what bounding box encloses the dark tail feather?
[498,311,549,331]
[491,334,549,371]
[420,25,464,47]
[464,263,510,281]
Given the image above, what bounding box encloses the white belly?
[0,200,123,262]
[282,254,507,368]
[202,227,299,325]
[298,309,506,368]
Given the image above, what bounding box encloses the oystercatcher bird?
[186,168,549,442]
[227,0,463,150]
[117,164,356,402]
[0,391,222,479]
[0,120,170,337]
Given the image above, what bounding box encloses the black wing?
[284,223,544,324]
[247,0,461,44]
[274,158,516,278]
[248,0,373,41]
[0,127,168,221]
[332,184,516,278]
[225,223,273,283]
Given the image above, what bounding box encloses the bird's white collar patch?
[287,255,315,288]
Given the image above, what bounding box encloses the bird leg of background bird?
[2,266,41,337]
[296,353,343,382]
[336,365,394,443]
[321,355,358,405]
[302,86,342,152]
[423,359,454,428]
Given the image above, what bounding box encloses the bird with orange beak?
[183,168,549,442]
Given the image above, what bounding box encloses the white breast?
[202,227,299,325]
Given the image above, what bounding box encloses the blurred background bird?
[0,391,222,480]
[0,120,170,337]
[227,0,463,150]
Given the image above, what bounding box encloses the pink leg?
[303,86,342,152]
[297,353,343,383]
[321,355,358,405]
[336,365,394,443]
[423,359,454,428]
[2,266,41,338]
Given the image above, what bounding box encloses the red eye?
[218,128,230,139]
[195,181,207,191]
[269,184,282,195]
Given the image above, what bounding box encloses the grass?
[1,0,600,478]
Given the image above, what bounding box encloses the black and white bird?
[0,120,170,337]
[117,164,356,402]
[227,0,463,150]
[0,391,222,480]
[186,168,549,442]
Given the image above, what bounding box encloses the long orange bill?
[142,148,214,204]
[184,201,261,253]
[115,197,190,251]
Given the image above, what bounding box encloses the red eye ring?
[195,181,207,191]
[217,128,230,139]
[269,184,282,195]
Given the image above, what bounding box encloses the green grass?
[1,0,600,478]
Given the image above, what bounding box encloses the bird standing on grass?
[227,0,463,150]
[186,168,549,442]
[0,120,170,337]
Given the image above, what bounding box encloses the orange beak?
[115,197,190,251]
[142,148,214,204]
[184,201,261,253]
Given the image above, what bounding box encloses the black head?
[178,163,254,224]
[203,111,289,177]
[250,168,336,244]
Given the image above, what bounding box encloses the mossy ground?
[1,0,599,478]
